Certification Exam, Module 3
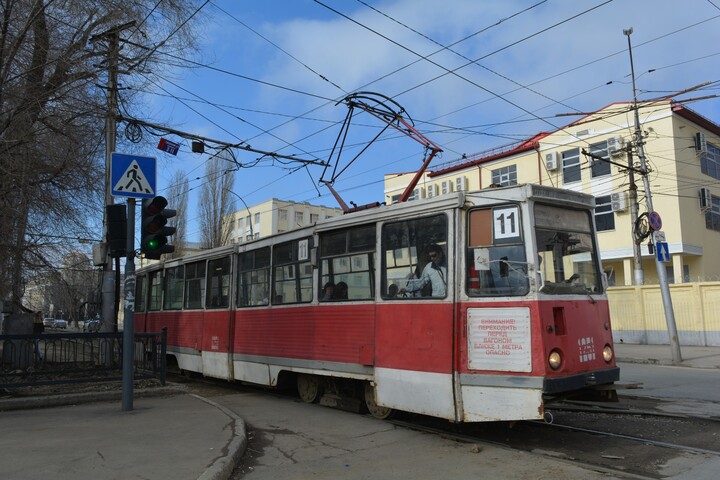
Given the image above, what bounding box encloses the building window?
[705,195,720,231]
[562,148,581,184]
[666,265,690,284]
[700,142,720,180]
[589,141,611,178]
[295,211,304,225]
[491,165,517,186]
[310,213,319,224]
[279,208,288,221]
[595,195,615,231]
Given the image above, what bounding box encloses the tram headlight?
[603,344,614,363]
[548,349,562,370]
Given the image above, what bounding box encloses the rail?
[0,328,167,389]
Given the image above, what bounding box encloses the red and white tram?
[134,184,618,422]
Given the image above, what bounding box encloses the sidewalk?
[1,343,718,480]
[615,342,720,368]
[0,392,246,480]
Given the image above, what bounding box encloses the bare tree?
[0,0,204,311]
[198,152,236,249]
[165,169,190,258]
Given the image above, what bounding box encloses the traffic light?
[106,204,127,258]
[141,196,176,259]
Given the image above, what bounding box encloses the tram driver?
[400,244,447,297]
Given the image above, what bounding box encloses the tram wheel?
[297,374,322,403]
[364,382,394,420]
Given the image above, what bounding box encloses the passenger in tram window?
[321,281,335,301]
[333,281,348,300]
[387,284,399,298]
[400,244,447,297]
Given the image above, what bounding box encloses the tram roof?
[139,184,594,272]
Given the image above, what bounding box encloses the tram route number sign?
[467,307,531,373]
[493,206,521,244]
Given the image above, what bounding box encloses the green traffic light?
[147,238,160,250]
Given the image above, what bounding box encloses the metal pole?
[624,28,682,362]
[122,198,136,411]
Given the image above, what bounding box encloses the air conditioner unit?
[607,136,624,155]
[427,184,439,198]
[699,187,712,210]
[441,180,453,195]
[696,132,708,154]
[545,151,558,170]
[410,187,425,201]
[455,176,468,191]
[610,191,628,212]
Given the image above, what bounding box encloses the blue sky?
[139,0,720,242]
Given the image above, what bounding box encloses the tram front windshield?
[535,204,602,295]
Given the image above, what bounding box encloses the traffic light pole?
[122,198,136,411]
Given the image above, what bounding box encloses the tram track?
[177,375,720,479]
[383,397,720,479]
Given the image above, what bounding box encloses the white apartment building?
[225,198,343,244]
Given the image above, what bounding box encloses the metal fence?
[0,328,167,389]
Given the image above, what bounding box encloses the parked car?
[43,317,55,327]
[83,318,100,332]
[53,319,68,329]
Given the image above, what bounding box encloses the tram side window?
[320,224,375,301]
[273,238,313,304]
[135,275,147,312]
[467,206,529,297]
[184,260,206,310]
[163,265,184,310]
[207,256,232,308]
[148,271,163,311]
[381,214,448,299]
[238,247,270,306]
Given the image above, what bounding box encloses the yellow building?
[225,198,342,244]
[385,101,720,286]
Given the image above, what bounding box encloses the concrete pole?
[624,28,682,363]
[101,31,119,335]
[627,146,644,285]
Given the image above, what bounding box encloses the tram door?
[201,255,235,380]
[374,213,458,420]
[458,203,543,422]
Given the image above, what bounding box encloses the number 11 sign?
[494,206,521,243]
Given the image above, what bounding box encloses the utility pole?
[624,28,682,363]
[93,22,136,406]
[99,28,120,335]
[627,145,644,285]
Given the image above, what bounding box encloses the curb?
[0,384,188,411]
[192,394,248,480]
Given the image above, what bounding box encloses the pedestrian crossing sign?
[111,153,156,198]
